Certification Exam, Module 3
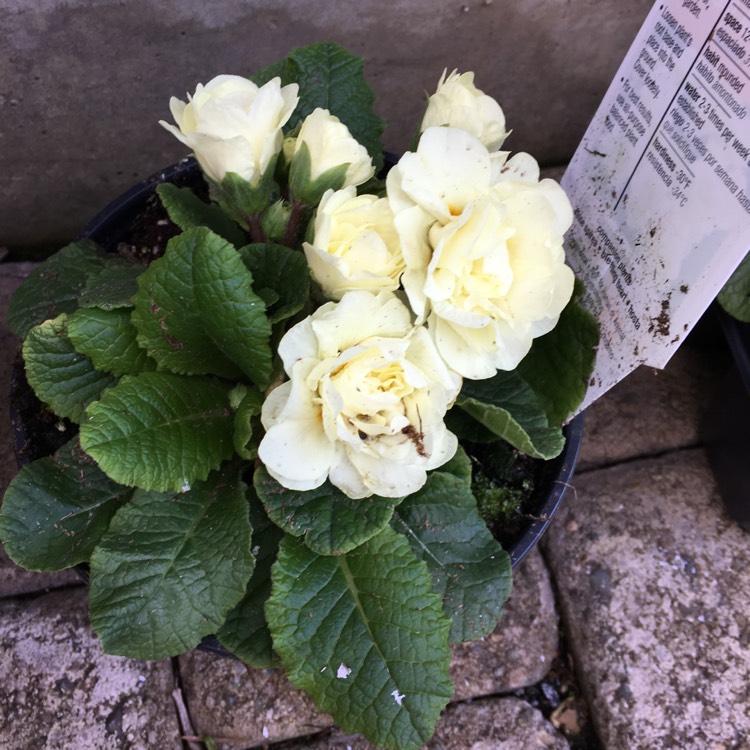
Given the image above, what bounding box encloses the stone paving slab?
[290,697,570,749]
[0,587,182,749]
[179,546,559,748]
[543,448,750,750]
[578,340,731,471]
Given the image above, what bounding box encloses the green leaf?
[79,371,235,492]
[156,183,247,246]
[437,444,473,483]
[254,465,401,555]
[239,243,310,323]
[516,290,600,425]
[444,405,501,444]
[232,387,263,460]
[216,491,284,667]
[192,231,273,388]
[131,228,244,378]
[68,307,155,376]
[458,373,565,459]
[719,252,750,322]
[131,227,272,384]
[88,467,254,659]
[78,261,144,310]
[266,528,453,750]
[251,57,297,89]
[208,163,279,225]
[257,42,384,170]
[393,467,512,643]
[8,240,108,339]
[23,314,117,423]
[0,438,132,571]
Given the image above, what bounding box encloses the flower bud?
[160,75,299,186]
[421,70,508,152]
[289,108,375,205]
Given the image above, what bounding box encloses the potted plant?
[0,42,597,750]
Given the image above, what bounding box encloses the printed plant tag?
[563,0,750,411]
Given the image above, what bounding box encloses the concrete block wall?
[1,0,653,252]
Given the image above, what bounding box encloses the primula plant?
[0,43,598,750]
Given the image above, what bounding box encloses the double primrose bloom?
[161,70,575,498]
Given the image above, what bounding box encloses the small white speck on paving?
[262,726,269,738]
[540,655,546,662]
[392,690,405,705]
[337,663,352,679]
[698,615,705,622]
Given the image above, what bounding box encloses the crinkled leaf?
[458,373,565,459]
[444,405,501,444]
[68,307,155,376]
[131,228,243,378]
[516,289,600,425]
[79,371,234,492]
[719,252,750,322]
[239,243,310,323]
[437,444,473,483]
[132,227,272,384]
[393,466,512,643]
[216,490,284,667]
[78,262,144,310]
[0,439,132,571]
[88,467,254,659]
[256,42,384,170]
[156,183,246,247]
[192,230,272,387]
[8,240,108,339]
[266,528,453,750]
[23,314,117,423]
[254,465,400,555]
[233,387,263,460]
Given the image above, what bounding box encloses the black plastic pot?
[703,309,750,533]
[10,158,584,568]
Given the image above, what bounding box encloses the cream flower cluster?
[162,69,575,498]
[258,291,461,498]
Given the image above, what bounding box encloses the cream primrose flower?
[288,108,375,202]
[421,70,508,151]
[387,126,575,380]
[258,291,461,499]
[302,187,404,300]
[159,75,299,185]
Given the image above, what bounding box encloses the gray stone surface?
[178,547,559,747]
[178,650,332,747]
[451,546,559,699]
[1,0,652,251]
[291,698,570,749]
[0,587,182,749]
[544,448,750,750]
[0,265,81,596]
[578,341,730,470]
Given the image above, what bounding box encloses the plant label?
[563,0,750,411]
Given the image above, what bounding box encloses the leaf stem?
[247,213,267,244]
[282,200,308,248]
